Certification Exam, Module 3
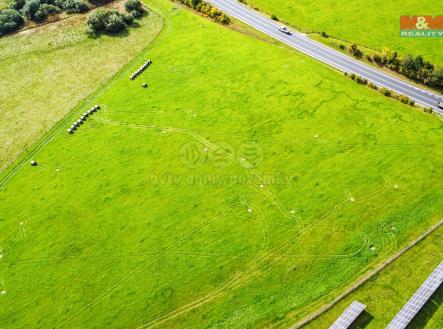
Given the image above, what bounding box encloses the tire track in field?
[136,200,372,329]
[54,206,230,329]
[92,110,396,329]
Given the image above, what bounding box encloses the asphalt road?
[206,0,443,114]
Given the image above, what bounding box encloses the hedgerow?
[176,0,230,25]
[343,44,443,90]
[345,72,417,109]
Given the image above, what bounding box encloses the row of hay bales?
[67,105,100,134]
[130,59,152,80]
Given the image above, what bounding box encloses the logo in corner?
[400,16,443,37]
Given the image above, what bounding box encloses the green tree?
[86,9,128,35]
[105,12,126,33]
[21,0,41,20]
[9,0,25,11]
[0,8,24,35]
[124,0,143,14]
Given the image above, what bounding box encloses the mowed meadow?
[0,5,163,171]
[0,0,443,328]
[246,0,443,67]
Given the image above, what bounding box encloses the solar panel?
[386,260,443,329]
[329,301,366,329]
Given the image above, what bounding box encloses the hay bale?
[30,160,37,166]
[142,83,148,88]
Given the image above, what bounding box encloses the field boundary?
[0,0,170,188]
[290,218,443,329]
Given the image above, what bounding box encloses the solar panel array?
[329,301,366,329]
[386,260,443,329]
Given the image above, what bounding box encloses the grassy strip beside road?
[244,0,443,68]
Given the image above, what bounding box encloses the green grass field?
[246,0,443,67]
[0,8,163,172]
[0,0,443,328]
[305,226,443,329]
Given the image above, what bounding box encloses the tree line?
[347,44,443,91]
[0,0,145,36]
[177,0,230,25]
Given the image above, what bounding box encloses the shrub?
[381,47,399,67]
[321,31,328,38]
[424,107,433,114]
[20,0,60,21]
[217,13,230,25]
[339,44,345,50]
[368,82,378,90]
[381,88,391,97]
[63,0,88,14]
[0,8,24,35]
[122,12,134,25]
[349,44,362,58]
[398,95,410,104]
[86,8,107,32]
[129,9,142,18]
[270,14,278,21]
[88,0,112,4]
[124,0,143,15]
[21,0,41,20]
[86,9,128,34]
[372,54,382,64]
[9,0,26,10]
[105,12,126,33]
[35,3,58,20]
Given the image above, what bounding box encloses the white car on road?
[438,102,443,109]
[278,25,291,34]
